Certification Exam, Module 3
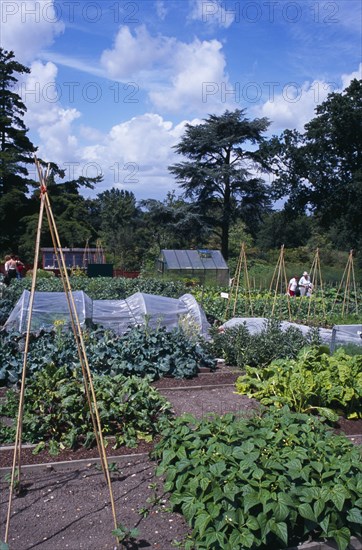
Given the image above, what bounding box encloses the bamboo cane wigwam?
[4,157,119,546]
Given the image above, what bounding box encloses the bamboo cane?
[304,248,326,322]
[331,250,358,317]
[350,251,359,315]
[270,245,291,320]
[243,245,254,317]
[225,245,241,320]
[343,251,352,317]
[5,182,46,542]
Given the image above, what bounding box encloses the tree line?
[1,48,361,270]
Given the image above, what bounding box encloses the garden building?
[157,249,229,286]
[40,247,113,277]
[41,247,105,269]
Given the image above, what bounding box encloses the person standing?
[306,282,314,297]
[4,255,17,285]
[14,256,25,278]
[288,275,298,296]
[298,271,310,297]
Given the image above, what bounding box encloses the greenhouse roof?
[160,249,228,270]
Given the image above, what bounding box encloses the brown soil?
[1,366,361,549]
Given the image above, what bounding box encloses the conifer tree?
[0,49,38,253]
[0,48,37,194]
[169,109,271,259]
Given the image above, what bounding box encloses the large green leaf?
[269,520,288,546]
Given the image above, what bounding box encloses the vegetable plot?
[153,408,362,550]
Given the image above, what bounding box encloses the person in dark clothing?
[14,256,25,278]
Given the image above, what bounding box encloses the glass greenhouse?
[157,249,229,286]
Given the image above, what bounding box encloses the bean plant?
[153,407,362,550]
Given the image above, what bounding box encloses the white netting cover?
[330,324,362,350]
[4,290,210,337]
[219,318,362,349]
[4,290,93,333]
[92,292,210,337]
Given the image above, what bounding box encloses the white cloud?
[149,38,228,113]
[100,26,230,114]
[189,0,235,28]
[255,66,362,133]
[79,114,192,199]
[1,0,64,63]
[341,63,362,89]
[255,81,324,132]
[100,25,176,80]
[20,61,81,162]
[13,50,197,199]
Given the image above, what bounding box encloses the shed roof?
[160,249,228,270]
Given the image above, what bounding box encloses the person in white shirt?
[298,271,310,297]
[288,275,298,296]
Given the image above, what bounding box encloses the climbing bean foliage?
[153,408,362,550]
[194,287,361,325]
[0,364,172,452]
[0,324,216,386]
[209,319,321,368]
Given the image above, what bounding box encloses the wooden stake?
[267,245,291,320]
[225,243,253,320]
[95,238,105,263]
[83,237,91,267]
[306,248,326,322]
[331,250,359,317]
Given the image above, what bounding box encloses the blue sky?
[1,0,361,200]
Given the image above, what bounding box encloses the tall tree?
[169,109,272,259]
[97,188,140,269]
[140,192,212,250]
[264,79,362,250]
[0,48,37,194]
[18,172,103,261]
[256,210,313,250]
[0,49,38,253]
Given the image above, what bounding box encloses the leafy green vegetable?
[153,407,362,549]
[209,318,321,368]
[236,347,362,418]
[0,323,217,387]
[0,364,173,452]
